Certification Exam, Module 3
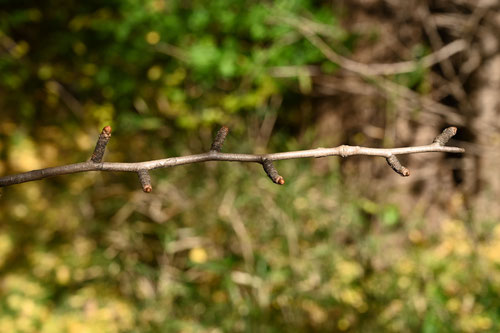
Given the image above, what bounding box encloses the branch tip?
[137,170,152,193]
[262,159,285,185]
[210,126,229,152]
[91,125,112,163]
[433,127,457,146]
[103,125,112,134]
[386,155,410,177]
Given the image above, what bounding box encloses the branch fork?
[0,126,464,192]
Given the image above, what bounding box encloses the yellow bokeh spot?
[477,316,492,330]
[38,64,53,80]
[20,298,36,317]
[56,266,71,285]
[147,65,162,81]
[13,40,30,58]
[164,67,186,86]
[336,260,363,284]
[339,289,365,309]
[446,298,461,313]
[212,290,227,303]
[83,63,97,76]
[151,0,165,11]
[75,131,92,151]
[455,241,471,257]
[7,294,24,311]
[3,274,44,297]
[146,31,160,45]
[397,276,411,289]
[90,103,115,126]
[408,229,423,244]
[396,259,414,275]
[189,247,208,263]
[73,41,87,55]
[15,316,34,332]
[302,300,327,324]
[0,317,15,332]
[12,204,28,219]
[338,318,350,331]
[8,135,42,172]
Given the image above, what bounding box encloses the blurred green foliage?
[0,0,497,332]
[0,0,349,132]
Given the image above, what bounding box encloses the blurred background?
[1,0,499,332]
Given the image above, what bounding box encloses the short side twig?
[262,159,285,185]
[91,126,112,163]
[137,170,152,193]
[433,127,457,146]
[0,126,465,191]
[386,155,410,177]
[210,126,229,152]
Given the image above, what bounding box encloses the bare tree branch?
[0,126,465,191]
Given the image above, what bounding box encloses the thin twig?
[90,126,112,163]
[280,15,467,76]
[433,127,457,146]
[275,14,469,127]
[0,126,464,191]
[262,159,285,185]
[386,155,410,177]
[210,126,229,152]
[137,170,152,193]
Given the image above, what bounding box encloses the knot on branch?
[137,170,152,193]
[210,126,229,152]
[386,155,410,177]
[91,126,112,163]
[339,145,348,158]
[262,159,285,185]
[433,127,457,146]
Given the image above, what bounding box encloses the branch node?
[91,126,112,163]
[386,155,410,177]
[210,126,229,152]
[262,159,285,185]
[137,170,152,193]
[433,127,457,146]
[339,145,349,158]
